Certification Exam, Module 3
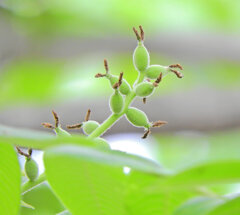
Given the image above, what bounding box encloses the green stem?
[89,72,144,138]
[21,173,46,194]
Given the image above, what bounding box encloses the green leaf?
[208,196,240,215]
[0,124,96,149]
[45,144,166,175]
[174,197,223,215]
[150,161,240,191]
[44,145,128,215]
[0,142,21,214]
[21,201,35,209]
[125,171,195,215]
[20,182,65,215]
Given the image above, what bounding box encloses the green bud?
[25,157,39,181]
[82,120,100,135]
[134,82,154,97]
[55,126,71,137]
[133,42,150,72]
[110,90,124,114]
[94,138,111,149]
[146,65,169,79]
[126,107,150,128]
[107,75,131,95]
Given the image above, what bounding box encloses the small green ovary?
[108,75,131,95]
[133,42,150,72]
[110,91,124,114]
[146,65,168,79]
[55,127,71,137]
[126,107,150,128]
[25,158,39,181]
[135,82,154,97]
[94,138,111,149]
[82,120,100,135]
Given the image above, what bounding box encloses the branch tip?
[104,59,109,73]
[139,25,144,41]
[133,27,141,41]
[152,120,168,127]
[67,123,83,129]
[143,97,146,104]
[85,109,91,121]
[16,146,31,158]
[52,110,59,127]
[142,129,151,139]
[41,122,54,129]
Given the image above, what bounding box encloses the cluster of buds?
[41,26,183,139]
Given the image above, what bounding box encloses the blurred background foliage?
[0,1,239,132]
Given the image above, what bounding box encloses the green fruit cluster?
[41,26,182,141]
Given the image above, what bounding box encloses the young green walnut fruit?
[110,90,124,114]
[134,82,154,97]
[55,126,71,137]
[146,65,169,79]
[107,74,131,95]
[94,138,111,150]
[82,120,100,135]
[126,107,150,128]
[25,157,39,182]
[133,42,150,73]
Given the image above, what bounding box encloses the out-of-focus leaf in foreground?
[0,142,21,214]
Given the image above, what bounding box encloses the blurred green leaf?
[208,195,240,215]
[20,182,65,215]
[174,197,223,215]
[150,161,240,191]
[0,124,97,149]
[0,142,21,214]
[0,61,64,106]
[125,171,195,215]
[44,145,128,215]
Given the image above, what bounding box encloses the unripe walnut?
[133,42,150,72]
[82,120,100,135]
[110,90,124,114]
[25,157,39,182]
[134,82,154,97]
[55,127,71,137]
[126,107,150,128]
[94,138,111,149]
[146,65,168,79]
[108,75,131,95]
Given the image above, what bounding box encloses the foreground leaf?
[125,171,195,215]
[20,182,65,215]
[174,197,223,215]
[150,161,240,191]
[0,124,95,149]
[44,145,129,215]
[0,142,21,214]
[208,196,240,215]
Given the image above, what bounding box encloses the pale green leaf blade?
[0,142,21,214]
[208,196,240,215]
[0,124,96,149]
[44,145,128,215]
[20,182,65,215]
[151,161,240,191]
[174,197,223,215]
[125,171,195,215]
